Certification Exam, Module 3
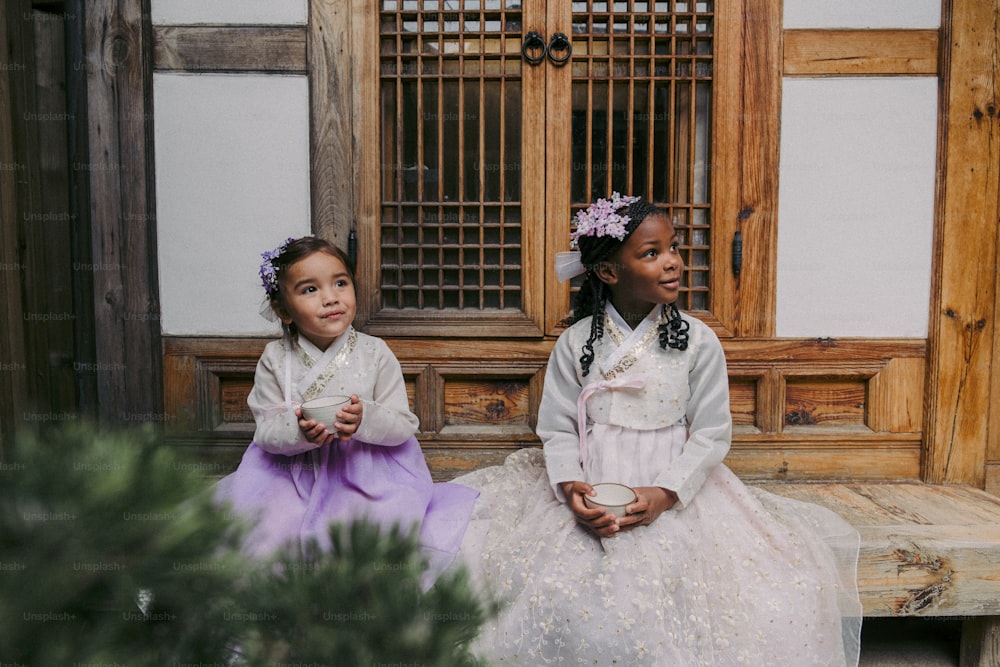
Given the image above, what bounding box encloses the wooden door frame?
[925,0,1000,488]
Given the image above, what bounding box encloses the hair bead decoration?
[259,237,297,296]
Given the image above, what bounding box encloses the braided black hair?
[569,198,688,376]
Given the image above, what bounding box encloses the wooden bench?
[759,482,1000,667]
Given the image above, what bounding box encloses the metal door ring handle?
[522,31,546,65]
[547,32,572,65]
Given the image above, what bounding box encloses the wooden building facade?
[2,0,999,494]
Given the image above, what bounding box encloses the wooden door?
[544,0,735,334]
[361,1,738,337]
[352,0,753,477]
[359,0,546,338]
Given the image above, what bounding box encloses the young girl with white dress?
[455,195,862,665]
[215,236,477,586]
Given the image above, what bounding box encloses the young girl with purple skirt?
[215,236,477,586]
[455,194,863,665]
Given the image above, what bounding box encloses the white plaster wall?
[154,73,310,336]
[776,78,937,337]
[151,0,307,25]
[784,0,940,28]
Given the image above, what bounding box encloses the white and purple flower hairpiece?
[556,193,640,282]
[259,237,297,296]
[569,192,640,249]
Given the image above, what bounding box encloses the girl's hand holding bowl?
[583,482,638,517]
[562,482,678,536]
[560,481,624,538]
[300,395,352,426]
[298,395,361,444]
[615,486,679,531]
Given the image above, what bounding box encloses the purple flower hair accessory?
[259,237,297,296]
[570,192,640,249]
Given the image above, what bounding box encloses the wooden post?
[80,0,162,425]
[309,1,354,248]
[961,617,1000,667]
[0,0,27,451]
[923,0,1000,486]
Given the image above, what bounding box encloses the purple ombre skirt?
[216,436,478,587]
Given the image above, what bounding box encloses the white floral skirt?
[454,441,861,666]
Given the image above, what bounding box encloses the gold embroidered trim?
[601,309,669,380]
[292,339,315,370]
[297,329,358,401]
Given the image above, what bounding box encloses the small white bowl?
[300,395,351,427]
[584,483,637,517]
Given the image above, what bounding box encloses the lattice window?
[569,0,713,312]
[379,1,525,313]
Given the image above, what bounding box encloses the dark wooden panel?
[153,25,307,73]
[0,1,27,449]
[443,378,531,426]
[84,0,162,424]
[219,377,254,425]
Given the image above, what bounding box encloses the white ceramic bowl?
[300,395,351,427]
[584,483,637,517]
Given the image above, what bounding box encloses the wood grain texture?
[924,0,1000,486]
[784,29,939,77]
[309,2,353,247]
[714,0,781,338]
[84,0,163,424]
[961,616,1000,667]
[708,0,742,338]
[784,378,868,427]
[987,465,1000,497]
[543,0,574,335]
[727,440,921,481]
[522,0,548,334]
[153,25,306,73]
[19,10,79,420]
[869,357,925,433]
[353,0,379,328]
[443,379,531,426]
[761,482,1000,618]
[0,0,27,449]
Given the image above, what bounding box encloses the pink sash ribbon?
[576,377,645,470]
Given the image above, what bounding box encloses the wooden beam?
[82,0,163,424]
[542,0,570,335]
[351,0,379,327]
[784,29,940,77]
[924,0,1000,486]
[0,0,27,450]
[723,0,781,338]
[308,2,353,247]
[153,25,307,74]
